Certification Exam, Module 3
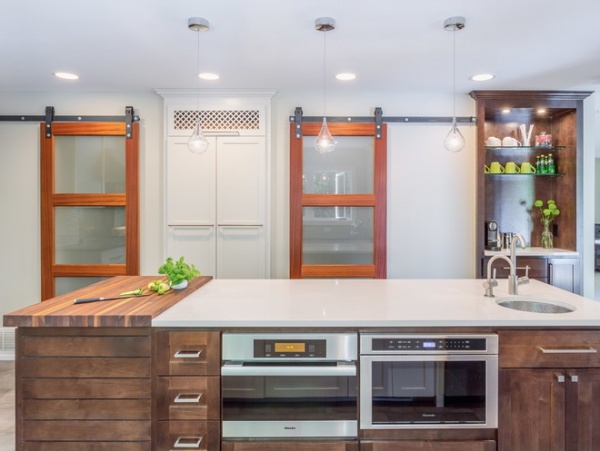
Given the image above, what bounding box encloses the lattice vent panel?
[174,110,260,131]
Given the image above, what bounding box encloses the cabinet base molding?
[360,441,496,451]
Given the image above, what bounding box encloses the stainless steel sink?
[496,296,576,314]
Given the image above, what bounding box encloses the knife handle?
[73,297,104,304]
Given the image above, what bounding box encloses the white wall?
[0,88,595,318]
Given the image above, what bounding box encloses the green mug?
[505,162,521,173]
[484,162,505,174]
[520,162,537,173]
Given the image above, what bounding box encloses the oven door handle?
[221,362,356,377]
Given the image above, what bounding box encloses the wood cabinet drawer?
[155,331,220,376]
[499,330,600,368]
[156,376,220,420]
[482,256,547,278]
[156,420,220,451]
[360,441,496,451]
[23,442,150,451]
[222,442,359,451]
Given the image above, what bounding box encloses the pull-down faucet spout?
[483,232,529,297]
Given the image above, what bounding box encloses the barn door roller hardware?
[0,106,140,139]
[290,106,476,139]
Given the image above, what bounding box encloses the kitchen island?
[5,276,600,451]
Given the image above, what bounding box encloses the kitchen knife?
[73,294,151,304]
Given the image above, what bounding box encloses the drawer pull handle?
[174,436,203,449]
[539,347,597,354]
[174,350,203,359]
[174,393,203,403]
[556,373,565,383]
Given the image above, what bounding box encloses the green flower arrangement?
[533,199,560,248]
[533,199,560,224]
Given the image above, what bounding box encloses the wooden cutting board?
[3,275,212,327]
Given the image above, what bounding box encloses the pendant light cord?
[323,31,327,118]
[196,28,201,123]
[452,27,456,125]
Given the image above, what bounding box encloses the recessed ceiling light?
[501,109,511,114]
[53,72,79,80]
[199,73,219,80]
[469,73,495,82]
[537,108,547,114]
[336,73,356,81]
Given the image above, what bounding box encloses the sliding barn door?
[290,122,387,278]
[40,122,139,300]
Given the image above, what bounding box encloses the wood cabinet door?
[565,369,600,451]
[548,258,580,295]
[498,369,565,451]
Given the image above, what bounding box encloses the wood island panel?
[3,275,212,327]
[16,326,154,450]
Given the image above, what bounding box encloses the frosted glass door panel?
[217,226,266,278]
[217,137,266,224]
[55,206,125,264]
[55,136,125,193]
[166,137,216,225]
[303,136,373,194]
[167,226,216,278]
[302,207,374,265]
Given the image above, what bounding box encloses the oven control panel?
[372,337,487,352]
[253,339,327,358]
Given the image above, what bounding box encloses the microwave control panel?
[372,337,487,352]
[253,339,327,358]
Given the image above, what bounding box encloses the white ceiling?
[1,0,600,95]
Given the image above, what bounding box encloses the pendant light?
[187,17,210,154]
[443,16,466,153]
[314,17,337,154]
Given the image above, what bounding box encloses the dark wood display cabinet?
[470,91,592,294]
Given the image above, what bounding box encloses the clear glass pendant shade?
[444,121,465,153]
[314,118,336,153]
[187,119,209,154]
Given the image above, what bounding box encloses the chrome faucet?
[483,232,529,297]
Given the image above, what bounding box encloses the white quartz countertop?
[484,247,578,257]
[152,278,600,328]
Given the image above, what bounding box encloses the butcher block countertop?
[3,275,212,327]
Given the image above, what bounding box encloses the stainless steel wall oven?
[221,332,358,439]
[360,334,498,429]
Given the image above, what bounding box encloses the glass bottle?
[540,155,548,174]
[547,154,555,174]
[535,155,541,173]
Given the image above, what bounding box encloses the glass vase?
[541,220,553,249]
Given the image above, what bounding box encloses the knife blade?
[73,294,151,304]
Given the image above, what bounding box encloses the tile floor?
[0,360,14,451]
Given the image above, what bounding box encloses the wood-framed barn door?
[40,122,139,300]
[290,121,387,278]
